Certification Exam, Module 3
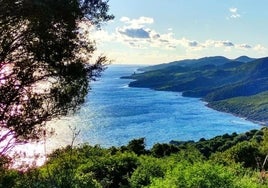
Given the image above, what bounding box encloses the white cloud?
[228,7,241,19]
[120,16,154,28]
[120,17,130,22]
[222,41,234,47]
[113,16,156,48]
[203,40,235,48]
[117,28,150,38]
[229,7,238,13]
[178,38,202,50]
[113,17,178,49]
[89,16,267,61]
[236,44,252,50]
[254,44,267,53]
[90,29,116,43]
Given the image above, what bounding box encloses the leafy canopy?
[0,0,113,154]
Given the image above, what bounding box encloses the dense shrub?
[1,130,268,187]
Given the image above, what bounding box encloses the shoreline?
[127,83,265,127]
[206,102,266,127]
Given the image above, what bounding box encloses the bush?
[149,161,236,188]
[130,156,165,188]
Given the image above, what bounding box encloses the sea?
[11,64,261,167]
[45,64,260,149]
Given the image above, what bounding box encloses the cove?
[47,64,260,149]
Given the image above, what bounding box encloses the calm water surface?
[46,64,260,149]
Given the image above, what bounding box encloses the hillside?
[138,56,254,72]
[208,91,268,124]
[234,56,256,63]
[123,56,268,122]
[2,128,268,187]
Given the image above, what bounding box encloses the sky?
[90,0,268,64]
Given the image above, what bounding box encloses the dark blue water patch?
[58,65,260,148]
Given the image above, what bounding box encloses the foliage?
[77,152,139,187]
[208,91,268,122]
[125,137,147,155]
[149,161,238,188]
[169,129,262,159]
[1,131,268,187]
[151,143,179,157]
[0,0,113,154]
[210,141,263,169]
[261,127,268,154]
[130,156,165,188]
[149,160,267,188]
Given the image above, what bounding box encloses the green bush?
[130,156,165,188]
[150,161,237,188]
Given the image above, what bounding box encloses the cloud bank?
[91,16,267,59]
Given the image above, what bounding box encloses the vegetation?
[208,91,268,123]
[124,56,268,122]
[1,1,267,188]
[0,128,268,187]
[0,0,113,154]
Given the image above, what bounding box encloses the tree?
[126,138,147,155]
[0,0,114,154]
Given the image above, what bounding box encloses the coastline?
[127,82,265,127]
[206,102,266,127]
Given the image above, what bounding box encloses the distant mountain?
[139,56,252,72]
[234,56,256,63]
[124,56,268,122]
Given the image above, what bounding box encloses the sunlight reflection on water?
[9,118,79,169]
[9,65,261,168]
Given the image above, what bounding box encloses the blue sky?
[90,0,268,64]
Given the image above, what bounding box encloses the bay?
[47,64,260,149]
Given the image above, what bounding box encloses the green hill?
[138,56,237,72]
[124,56,268,122]
[208,91,268,124]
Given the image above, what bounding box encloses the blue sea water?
[51,65,260,148]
